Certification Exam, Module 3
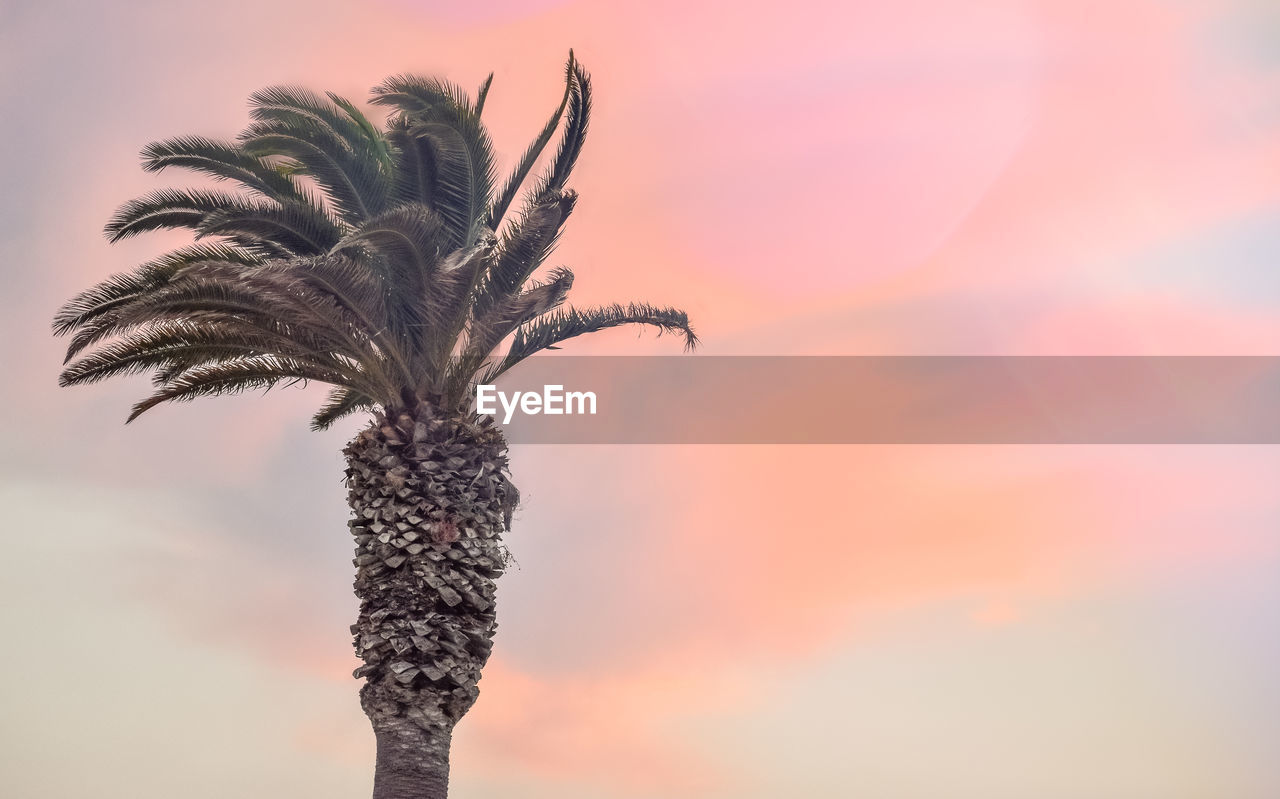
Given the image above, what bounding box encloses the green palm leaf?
[371,76,496,247]
[140,136,307,203]
[249,86,392,164]
[239,117,391,224]
[105,188,254,242]
[196,200,345,254]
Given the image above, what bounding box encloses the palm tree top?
[54,52,696,429]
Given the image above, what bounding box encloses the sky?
[2,0,1280,797]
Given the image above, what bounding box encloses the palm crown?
[54,53,696,429]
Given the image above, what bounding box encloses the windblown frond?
[486,53,576,229]
[105,273,374,364]
[527,58,591,204]
[430,234,498,346]
[104,188,343,259]
[53,243,261,339]
[489,302,698,380]
[285,254,390,335]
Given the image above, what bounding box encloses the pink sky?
[3,1,1280,797]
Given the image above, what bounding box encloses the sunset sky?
[3,0,1280,797]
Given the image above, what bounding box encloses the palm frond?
[489,302,697,379]
[470,191,576,320]
[115,271,383,370]
[53,243,261,339]
[331,205,477,378]
[249,86,388,158]
[59,318,353,387]
[196,200,346,254]
[311,386,376,430]
[384,117,438,208]
[239,118,392,224]
[474,73,494,117]
[465,266,574,361]
[287,254,390,334]
[327,91,394,167]
[332,204,447,282]
[104,188,255,242]
[228,260,412,394]
[140,136,307,202]
[370,74,476,118]
[127,356,360,422]
[428,232,498,337]
[487,52,576,230]
[527,58,591,204]
[371,76,496,247]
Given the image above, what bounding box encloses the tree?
[53,53,696,799]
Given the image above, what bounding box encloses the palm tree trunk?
[345,406,516,799]
[368,707,452,798]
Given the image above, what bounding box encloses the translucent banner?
[486,356,1280,444]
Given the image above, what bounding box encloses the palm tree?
[53,53,695,799]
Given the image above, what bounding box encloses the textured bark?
[369,707,451,799]
[346,405,516,799]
